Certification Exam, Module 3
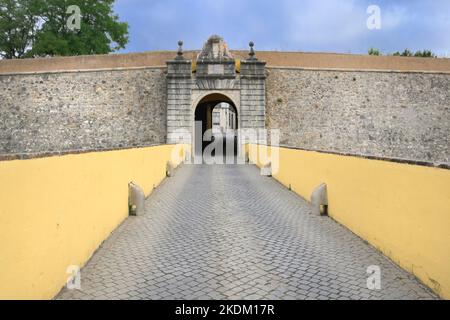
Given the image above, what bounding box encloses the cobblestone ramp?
[57,164,436,300]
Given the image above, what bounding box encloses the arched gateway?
[166,35,266,157]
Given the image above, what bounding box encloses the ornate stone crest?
[197,35,234,61]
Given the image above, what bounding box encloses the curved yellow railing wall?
[248,144,450,299]
[0,145,185,300]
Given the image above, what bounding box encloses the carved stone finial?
[248,41,257,60]
[175,40,184,60]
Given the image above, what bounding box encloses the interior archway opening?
[194,94,238,161]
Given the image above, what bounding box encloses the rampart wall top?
[2,50,450,75]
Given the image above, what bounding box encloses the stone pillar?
[166,41,193,144]
[240,42,267,143]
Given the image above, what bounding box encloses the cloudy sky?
[114,0,450,57]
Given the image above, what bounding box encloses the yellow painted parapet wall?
[247,144,450,299]
[0,145,186,300]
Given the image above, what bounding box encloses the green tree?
[368,47,381,56]
[392,49,436,58]
[0,0,128,58]
[414,50,436,58]
[393,49,413,57]
[0,0,39,58]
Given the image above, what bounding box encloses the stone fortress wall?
[266,69,450,166]
[0,67,167,158]
[1,50,449,166]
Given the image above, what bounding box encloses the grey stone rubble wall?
[265,68,450,166]
[0,67,167,157]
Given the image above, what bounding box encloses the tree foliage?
[0,0,39,58]
[368,48,437,58]
[392,49,436,58]
[365,47,440,58]
[413,50,436,58]
[0,0,128,58]
[368,47,381,56]
[393,49,413,57]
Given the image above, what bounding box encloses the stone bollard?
[166,161,175,177]
[184,150,191,163]
[261,162,272,177]
[311,183,328,216]
[129,182,145,216]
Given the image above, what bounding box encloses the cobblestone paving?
[57,164,437,300]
